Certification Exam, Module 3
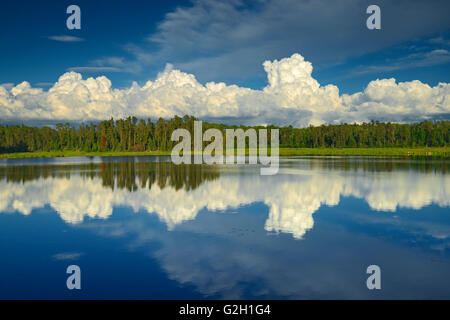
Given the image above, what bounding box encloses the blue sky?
[0,0,177,88]
[0,0,449,126]
[1,0,448,92]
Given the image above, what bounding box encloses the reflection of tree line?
[0,158,446,188]
[0,161,219,192]
[300,157,448,173]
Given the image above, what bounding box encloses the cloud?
[48,35,84,42]
[88,52,148,74]
[342,78,450,123]
[429,36,450,46]
[92,57,126,67]
[67,67,122,73]
[0,53,449,126]
[52,252,84,261]
[352,49,450,75]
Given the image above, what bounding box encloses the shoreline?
[1,147,449,159]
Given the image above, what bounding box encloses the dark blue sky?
[0,1,178,87]
[1,0,449,93]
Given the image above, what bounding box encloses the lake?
[0,156,449,299]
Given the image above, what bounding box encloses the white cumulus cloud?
[0,53,449,126]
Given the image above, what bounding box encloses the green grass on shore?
[278,147,450,157]
[0,150,172,159]
[1,147,449,159]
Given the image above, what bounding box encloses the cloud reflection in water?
[0,158,448,239]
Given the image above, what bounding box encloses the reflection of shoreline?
[0,158,448,239]
[0,156,447,184]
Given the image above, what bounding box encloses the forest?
[0,115,449,153]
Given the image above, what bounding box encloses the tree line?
[0,115,449,153]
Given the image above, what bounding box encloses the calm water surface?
[0,156,449,299]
